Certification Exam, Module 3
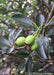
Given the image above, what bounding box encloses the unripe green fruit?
[25,35,35,45]
[16,37,25,46]
[31,42,38,50]
[20,71,24,74]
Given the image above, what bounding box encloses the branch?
[5,53,18,58]
[0,19,9,26]
[34,55,54,63]
[37,0,46,19]
[42,1,50,11]
[12,45,26,52]
[45,5,54,24]
[43,5,54,35]
[39,63,53,72]
[38,0,50,11]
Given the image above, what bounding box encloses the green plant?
[0,0,54,74]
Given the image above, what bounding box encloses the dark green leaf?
[11,13,34,27]
[37,45,47,59]
[36,14,45,26]
[36,36,50,59]
[42,37,50,57]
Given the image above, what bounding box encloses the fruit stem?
[32,18,53,44]
[32,17,53,41]
[44,18,54,29]
[32,21,39,29]
[25,43,33,53]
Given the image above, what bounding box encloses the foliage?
[0,0,54,75]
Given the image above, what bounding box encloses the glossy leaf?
[42,37,50,57]
[36,36,50,59]
[36,14,45,26]
[37,45,47,59]
[11,13,34,27]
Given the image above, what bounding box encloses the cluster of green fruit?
[16,35,38,50]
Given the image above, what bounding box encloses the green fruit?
[31,42,38,50]
[20,71,24,74]
[25,35,35,45]
[16,37,25,46]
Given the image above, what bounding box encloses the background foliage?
[0,0,54,75]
